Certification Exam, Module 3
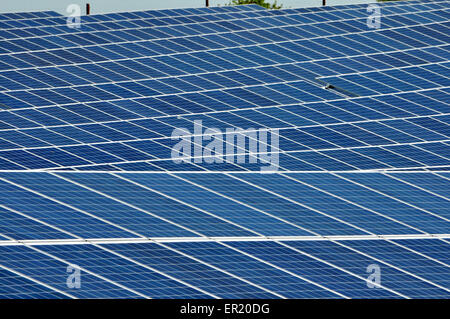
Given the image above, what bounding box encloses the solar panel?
[0,0,449,299]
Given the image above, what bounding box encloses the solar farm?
[0,0,449,299]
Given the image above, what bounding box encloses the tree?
[227,0,282,10]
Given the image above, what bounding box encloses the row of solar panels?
[1,4,448,70]
[0,86,448,170]
[0,236,449,298]
[1,1,444,49]
[0,31,448,94]
[0,55,447,113]
[0,171,449,239]
[0,0,443,23]
[0,0,448,300]
[1,0,444,36]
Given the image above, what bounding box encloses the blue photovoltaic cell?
[0,245,143,298]
[166,241,341,298]
[102,242,277,298]
[37,244,211,298]
[0,267,68,299]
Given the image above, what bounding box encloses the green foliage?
[227,0,282,10]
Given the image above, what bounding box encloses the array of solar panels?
[0,0,449,299]
[0,0,448,171]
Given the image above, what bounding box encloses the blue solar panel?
[0,0,449,299]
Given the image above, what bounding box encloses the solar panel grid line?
[0,58,310,97]
[335,173,450,223]
[0,21,334,62]
[0,11,334,54]
[280,173,427,235]
[56,170,308,236]
[0,175,147,238]
[0,262,74,299]
[274,240,408,298]
[2,232,449,246]
[441,238,450,252]
[384,165,450,172]
[1,48,331,90]
[391,120,450,146]
[326,239,450,294]
[314,150,395,172]
[0,155,26,169]
[171,111,310,158]
[283,152,344,172]
[34,143,101,168]
[0,35,428,75]
[323,69,440,96]
[0,7,446,69]
[0,76,331,114]
[55,131,285,171]
[373,164,450,172]
[132,158,447,174]
[185,243,384,298]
